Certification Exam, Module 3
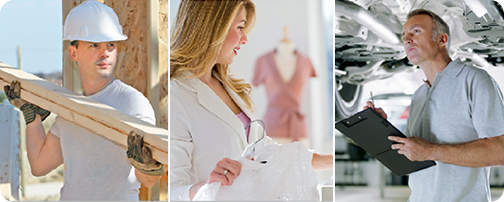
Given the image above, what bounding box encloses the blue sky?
[0,0,62,74]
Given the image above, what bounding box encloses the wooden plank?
[0,64,168,165]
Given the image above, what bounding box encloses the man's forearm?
[432,134,504,167]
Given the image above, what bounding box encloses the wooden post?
[0,100,20,201]
[62,1,84,93]
[148,0,160,124]
[159,0,168,130]
[17,45,22,70]
[158,1,169,201]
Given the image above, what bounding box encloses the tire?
[335,82,362,122]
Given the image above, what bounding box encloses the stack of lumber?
[0,64,168,164]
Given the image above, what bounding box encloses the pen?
[370,91,375,108]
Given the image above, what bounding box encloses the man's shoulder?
[411,83,428,97]
[456,63,495,86]
[113,80,155,124]
[113,80,142,93]
[110,80,147,99]
[107,80,151,107]
[453,58,490,77]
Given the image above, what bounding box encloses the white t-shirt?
[193,142,319,201]
[50,79,155,200]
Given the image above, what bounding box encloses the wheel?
[335,82,362,122]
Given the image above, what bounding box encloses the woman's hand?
[189,158,242,200]
[207,158,242,186]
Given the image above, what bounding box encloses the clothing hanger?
[245,119,266,148]
[245,119,266,145]
[243,120,268,163]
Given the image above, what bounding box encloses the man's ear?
[68,45,78,62]
[438,33,449,47]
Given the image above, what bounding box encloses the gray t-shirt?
[50,79,156,200]
[405,58,504,202]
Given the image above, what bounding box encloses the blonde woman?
[170,0,333,200]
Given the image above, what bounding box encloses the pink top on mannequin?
[252,49,316,141]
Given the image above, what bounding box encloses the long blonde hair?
[170,0,256,109]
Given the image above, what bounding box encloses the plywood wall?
[106,0,149,95]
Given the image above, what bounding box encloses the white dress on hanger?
[193,141,319,201]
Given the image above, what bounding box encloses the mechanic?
[3,0,163,200]
[365,9,504,202]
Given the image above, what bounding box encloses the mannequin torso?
[274,42,297,82]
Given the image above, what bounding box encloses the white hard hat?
[63,0,127,42]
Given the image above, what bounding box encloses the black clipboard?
[335,108,435,176]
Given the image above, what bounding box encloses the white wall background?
[170,0,334,181]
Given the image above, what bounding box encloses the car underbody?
[335,0,504,120]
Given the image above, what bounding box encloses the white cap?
[63,0,127,42]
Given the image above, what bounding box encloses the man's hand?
[388,136,439,161]
[127,130,164,176]
[4,81,26,108]
[4,81,50,124]
[363,101,388,119]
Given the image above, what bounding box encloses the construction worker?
[3,0,163,200]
